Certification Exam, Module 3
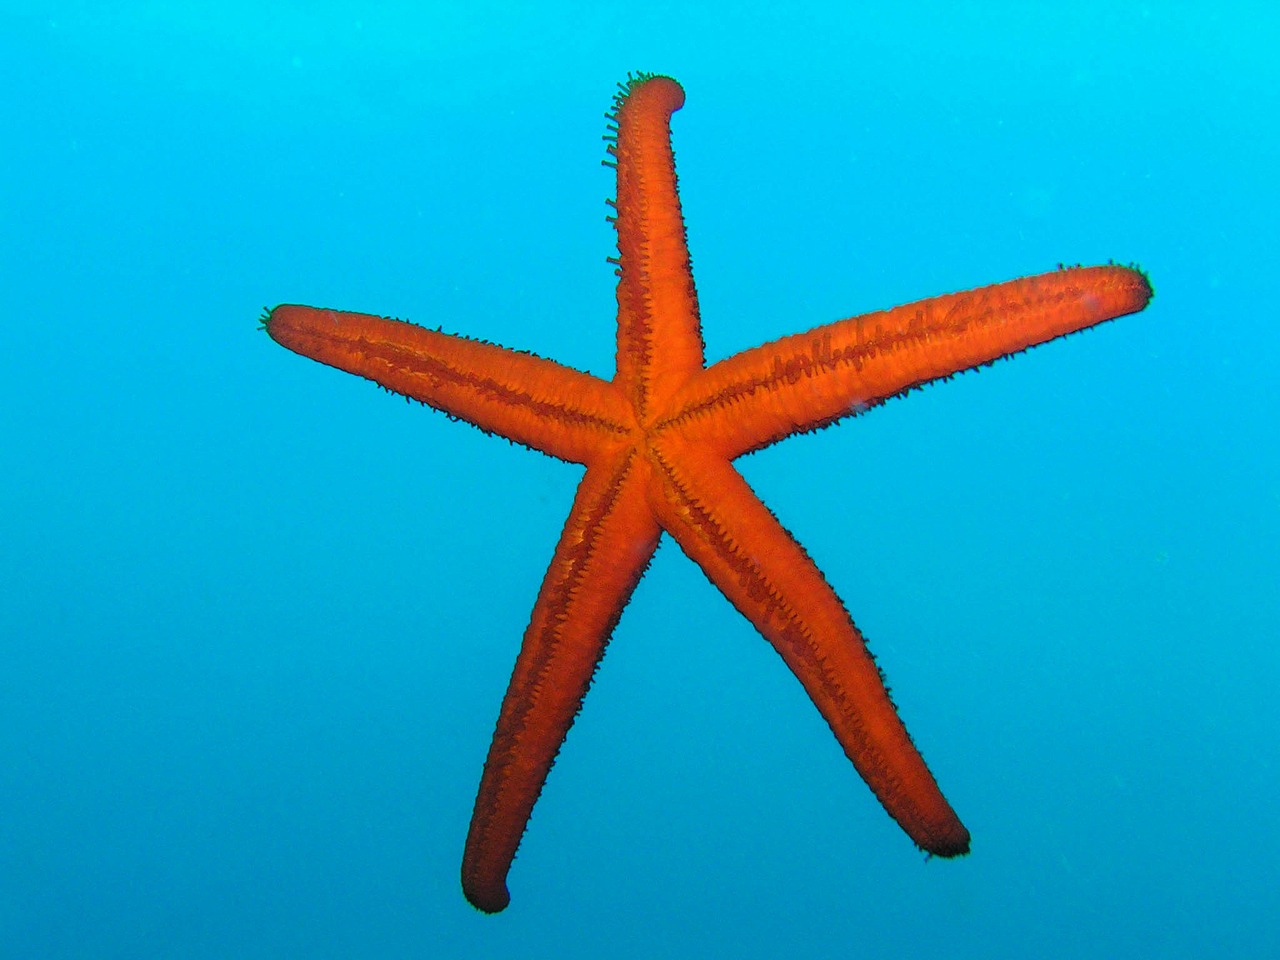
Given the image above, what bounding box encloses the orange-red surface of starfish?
[265,74,1152,913]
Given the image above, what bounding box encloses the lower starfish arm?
[648,441,969,856]
[265,305,630,463]
[666,265,1152,458]
[462,449,662,912]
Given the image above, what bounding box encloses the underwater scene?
[2,3,1276,957]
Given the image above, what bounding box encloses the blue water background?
[3,3,1277,957]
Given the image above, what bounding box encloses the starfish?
[264,73,1152,913]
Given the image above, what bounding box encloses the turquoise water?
[3,3,1277,956]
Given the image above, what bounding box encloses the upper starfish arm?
[609,75,706,417]
[462,449,662,913]
[664,265,1152,458]
[647,440,970,857]
[264,306,631,463]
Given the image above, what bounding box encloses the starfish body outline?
[266,74,1152,913]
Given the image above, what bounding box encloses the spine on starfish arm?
[608,73,707,421]
[667,264,1153,458]
[263,305,631,464]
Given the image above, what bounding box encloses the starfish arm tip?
[462,872,511,914]
[923,824,971,859]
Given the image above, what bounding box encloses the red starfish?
[265,73,1152,912]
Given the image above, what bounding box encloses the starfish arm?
[647,439,970,856]
[610,75,705,418]
[665,265,1152,458]
[265,305,630,463]
[462,449,662,913]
